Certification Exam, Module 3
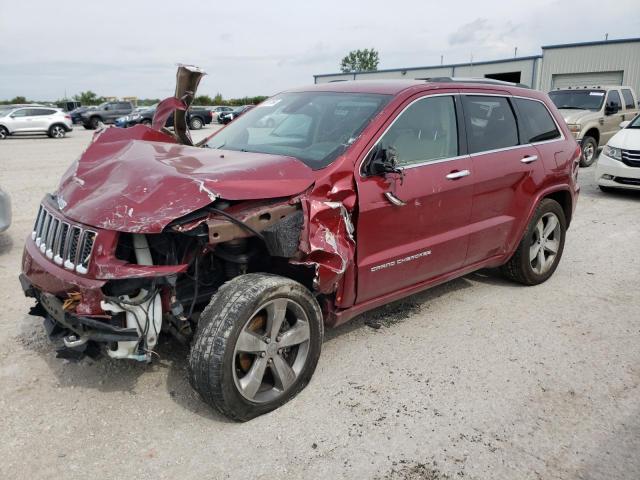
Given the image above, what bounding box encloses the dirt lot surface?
[1,128,639,480]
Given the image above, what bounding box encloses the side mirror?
[366,144,402,176]
[605,103,619,115]
[619,121,630,129]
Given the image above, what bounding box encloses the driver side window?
[380,96,458,167]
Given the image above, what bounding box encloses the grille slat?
[31,204,97,274]
[621,149,640,168]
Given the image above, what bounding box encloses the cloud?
[448,18,491,45]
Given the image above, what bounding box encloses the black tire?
[189,117,203,130]
[82,124,94,130]
[0,126,8,139]
[90,116,102,129]
[580,136,598,167]
[141,119,152,126]
[599,185,616,193]
[47,124,66,139]
[189,273,323,421]
[501,198,567,285]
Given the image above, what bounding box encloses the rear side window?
[29,108,57,116]
[378,95,458,166]
[116,102,131,109]
[462,96,518,153]
[621,89,635,109]
[607,90,622,108]
[514,98,560,143]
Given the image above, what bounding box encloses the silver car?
[0,106,73,139]
[0,186,11,233]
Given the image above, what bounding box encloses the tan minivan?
[548,86,639,166]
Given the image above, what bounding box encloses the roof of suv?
[290,79,533,96]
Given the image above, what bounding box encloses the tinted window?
[514,98,560,143]
[621,89,635,109]
[378,96,458,166]
[463,96,518,153]
[116,102,131,109]
[28,108,56,116]
[607,90,621,108]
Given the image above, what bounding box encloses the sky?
[1,0,639,101]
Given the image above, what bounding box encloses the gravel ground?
[1,128,639,480]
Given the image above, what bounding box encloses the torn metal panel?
[173,64,206,146]
[152,96,187,132]
[294,163,358,303]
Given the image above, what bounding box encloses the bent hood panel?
[56,127,315,233]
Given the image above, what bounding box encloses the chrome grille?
[31,204,97,274]
[621,149,640,168]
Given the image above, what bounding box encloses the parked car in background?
[595,114,640,192]
[0,106,73,139]
[57,101,81,112]
[0,186,10,233]
[20,69,581,421]
[549,86,638,167]
[208,106,235,121]
[218,105,254,124]
[81,101,134,129]
[69,106,96,125]
[115,106,212,130]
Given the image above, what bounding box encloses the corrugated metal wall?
[539,42,640,93]
[453,58,536,85]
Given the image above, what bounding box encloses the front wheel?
[90,116,102,129]
[189,274,323,421]
[580,136,598,167]
[501,199,566,285]
[0,126,8,139]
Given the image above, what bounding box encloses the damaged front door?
[355,93,473,303]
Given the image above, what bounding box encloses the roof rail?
[426,77,531,89]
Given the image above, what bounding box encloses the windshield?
[205,91,391,169]
[628,114,640,128]
[548,90,605,111]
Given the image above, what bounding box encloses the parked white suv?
[596,114,640,192]
[0,106,73,139]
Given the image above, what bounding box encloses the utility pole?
[440,55,443,66]
[605,33,609,41]
[514,46,518,58]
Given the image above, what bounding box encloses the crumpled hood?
[56,125,314,233]
[558,109,595,124]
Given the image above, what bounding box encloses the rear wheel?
[501,199,566,285]
[189,274,323,421]
[0,126,8,139]
[90,116,102,129]
[580,136,598,167]
[48,124,66,138]
[189,117,203,130]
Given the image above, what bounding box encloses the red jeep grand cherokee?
[20,67,580,421]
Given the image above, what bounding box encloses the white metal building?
[314,37,640,94]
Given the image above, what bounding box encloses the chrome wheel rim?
[191,119,202,129]
[583,143,595,163]
[232,298,310,403]
[52,126,64,138]
[530,212,561,275]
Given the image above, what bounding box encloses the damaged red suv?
[20,66,580,421]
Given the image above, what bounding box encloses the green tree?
[10,96,28,104]
[213,93,224,105]
[340,48,380,73]
[193,95,213,106]
[73,90,105,105]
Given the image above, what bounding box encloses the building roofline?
[314,55,542,79]
[541,37,640,49]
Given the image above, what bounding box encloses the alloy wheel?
[52,126,65,138]
[529,212,561,275]
[232,298,310,403]
[583,143,595,163]
[0,128,7,139]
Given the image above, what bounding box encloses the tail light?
[65,115,71,120]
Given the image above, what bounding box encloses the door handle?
[384,191,406,206]
[445,169,470,180]
[521,155,538,164]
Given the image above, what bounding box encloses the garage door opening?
[551,71,623,90]
[485,72,522,83]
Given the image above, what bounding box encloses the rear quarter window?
[514,98,561,143]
